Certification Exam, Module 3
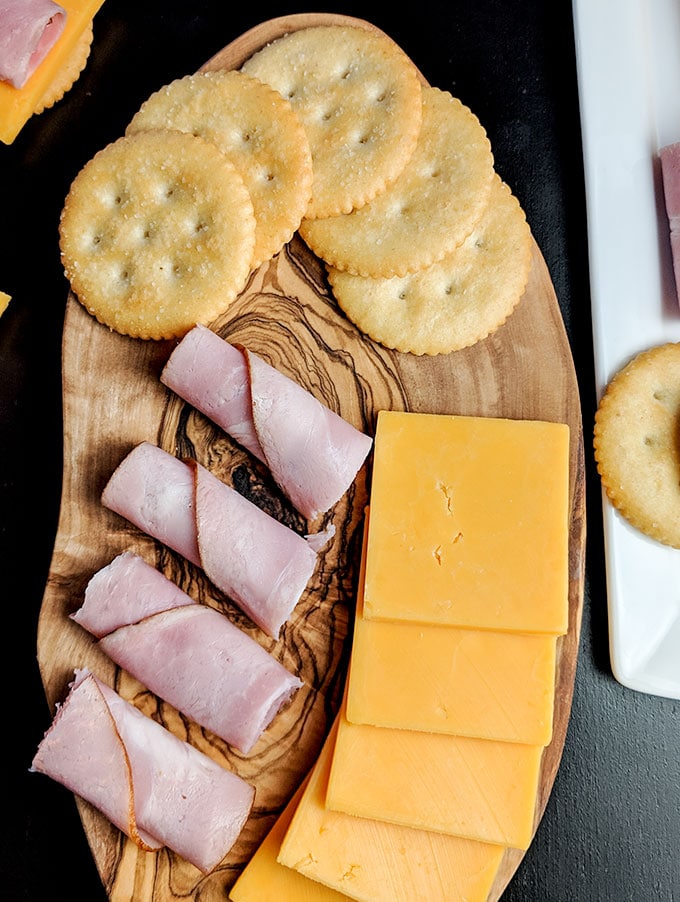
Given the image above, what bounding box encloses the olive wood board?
[36,13,586,902]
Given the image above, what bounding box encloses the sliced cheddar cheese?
[347,507,557,744]
[274,719,505,902]
[348,610,557,745]
[363,410,570,633]
[0,0,105,144]
[229,779,345,901]
[326,695,543,850]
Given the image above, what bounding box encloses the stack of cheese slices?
[230,409,570,902]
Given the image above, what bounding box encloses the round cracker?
[594,342,680,548]
[328,175,531,355]
[126,70,313,269]
[241,24,423,220]
[299,86,495,278]
[34,22,93,115]
[59,129,256,340]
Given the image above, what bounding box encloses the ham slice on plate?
[101,442,318,638]
[0,0,67,89]
[160,324,373,520]
[660,141,680,307]
[30,668,255,874]
[73,552,303,754]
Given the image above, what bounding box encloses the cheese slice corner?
[0,0,106,144]
[275,718,505,902]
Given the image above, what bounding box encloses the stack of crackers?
[59,21,532,354]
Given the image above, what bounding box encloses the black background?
[2,2,679,900]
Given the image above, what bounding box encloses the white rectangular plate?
[573,0,680,697]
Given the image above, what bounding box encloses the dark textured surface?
[1,2,678,900]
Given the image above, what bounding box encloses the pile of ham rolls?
[31,327,373,875]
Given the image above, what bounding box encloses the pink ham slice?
[101,442,318,638]
[160,324,373,520]
[101,441,200,565]
[73,552,303,754]
[0,0,67,89]
[71,550,194,637]
[191,459,317,638]
[660,142,680,306]
[30,669,255,874]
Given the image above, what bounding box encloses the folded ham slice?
[30,668,255,874]
[101,441,318,638]
[160,324,373,520]
[71,549,194,637]
[0,0,67,88]
[73,552,303,754]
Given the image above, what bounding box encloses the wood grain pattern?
[36,14,586,902]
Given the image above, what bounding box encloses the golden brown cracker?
[241,24,423,220]
[328,175,531,355]
[126,70,313,269]
[34,23,93,115]
[59,129,256,340]
[594,342,680,548]
[299,86,495,278]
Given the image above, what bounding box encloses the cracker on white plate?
[594,341,680,548]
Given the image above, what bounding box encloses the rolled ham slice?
[160,324,373,520]
[73,552,303,754]
[30,668,255,874]
[71,550,195,637]
[101,442,318,638]
[0,0,67,89]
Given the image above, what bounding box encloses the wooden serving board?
[36,13,586,902]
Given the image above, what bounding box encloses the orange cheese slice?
[362,410,570,633]
[0,0,106,144]
[347,508,557,744]
[273,719,505,902]
[348,608,557,745]
[326,695,543,850]
[229,779,345,901]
